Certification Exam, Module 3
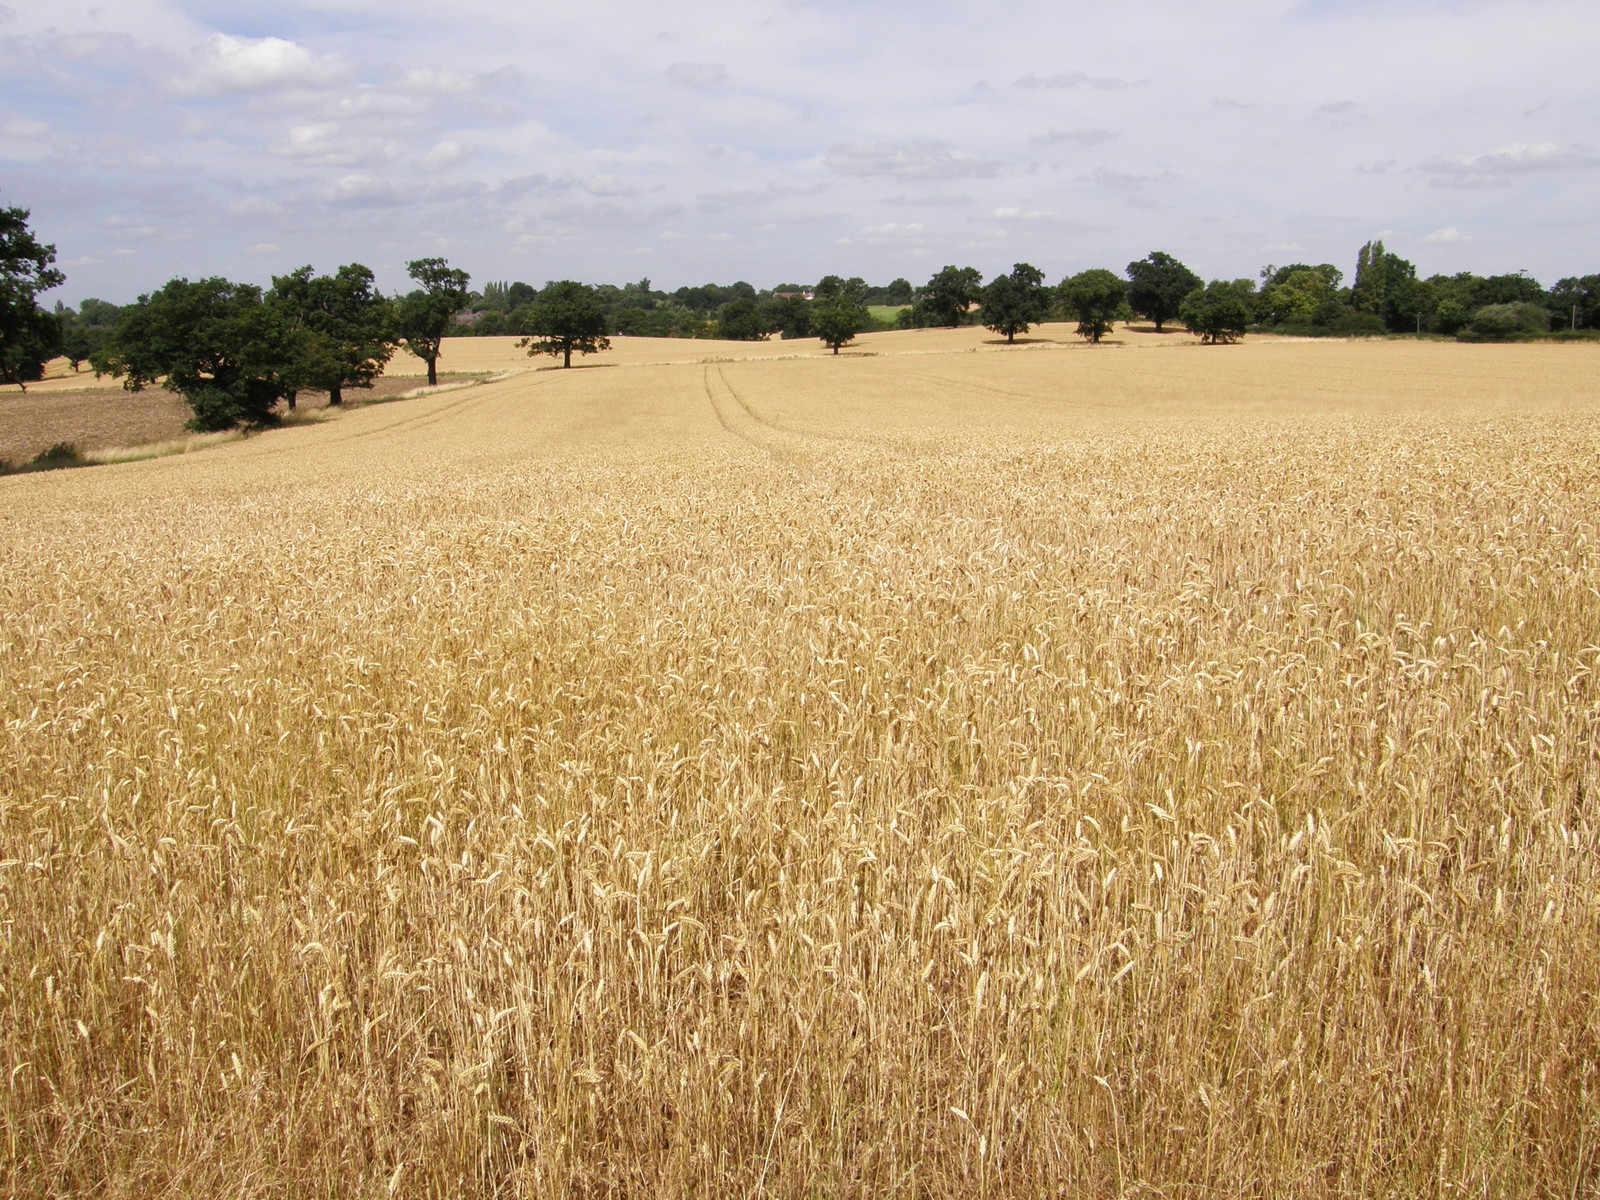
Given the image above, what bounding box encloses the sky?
[2,0,1598,306]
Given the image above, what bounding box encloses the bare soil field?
[2,333,1598,1198]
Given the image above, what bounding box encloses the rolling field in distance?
[3,328,1598,1197]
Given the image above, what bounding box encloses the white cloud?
[321,175,407,207]
[826,141,1001,180]
[271,124,401,167]
[246,242,282,254]
[419,141,470,173]
[180,34,354,95]
[1424,227,1471,243]
[1420,142,1600,186]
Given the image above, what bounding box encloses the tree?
[1059,269,1126,344]
[1125,251,1201,333]
[1180,279,1256,345]
[883,277,914,306]
[1352,240,1421,331]
[96,278,301,430]
[1462,302,1551,342]
[761,293,812,340]
[921,265,983,327]
[397,257,470,386]
[519,281,611,368]
[1547,275,1600,331]
[1256,265,1342,327]
[811,275,869,354]
[270,264,397,407]
[716,296,769,341]
[1,205,65,390]
[981,262,1049,343]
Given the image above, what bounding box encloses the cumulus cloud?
[1424,227,1471,243]
[180,34,354,95]
[321,174,407,207]
[826,140,1000,180]
[418,141,469,172]
[398,66,517,94]
[667,62,727,88]
[1420,141,1600,186]
[272,124,401,167]
[1015,70,1143,91]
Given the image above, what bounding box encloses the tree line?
[5,200,1598,434]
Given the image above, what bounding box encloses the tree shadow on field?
[532,362,619,372]
[980,336,1059,346]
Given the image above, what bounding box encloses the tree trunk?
[563,344,572,368]
[328,384,342,407]
[427,357,438,387]
[1154,316,1164,333]
[832,344,839,355]
[286,392,297,411]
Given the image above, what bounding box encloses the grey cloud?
[1213,98,1256,110]
[1030,127,1118,147]
[1318,101,1358,115]
[1015,71,1144,91]
[668,62,727,88]
[397,66,519,94]
[826,140,1000,180]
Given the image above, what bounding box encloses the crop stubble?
[1,333,1598,1197]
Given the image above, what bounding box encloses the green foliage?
[398,257,470,386]
[1460,302,1551,342]
[1352,241,1423,332]
[762,294,811,340]
[1125,252,1201,333]
[1257,265,1341,326]
[1,205,65,390]
[270,263,397,406]
[1058,269,1127,344]
[981,263,1049,343]
[811,276,869,355]
[97,278,300,430]
[519,281,612,367]
[715,296,769,341]
[921,265,983,327]
[1181,279,1256,345]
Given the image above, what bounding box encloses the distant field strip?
[2,334,1599,1199]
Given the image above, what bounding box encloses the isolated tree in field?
[1,205,65,390]
[397,257,470,386]
[982,263,1050,343]
[811,275,869,355]
[1125,251,1201,333]
[520,281,612,368]
[1181,279,1256,344]
[271,263,397,407]
[97,278,301,430]
[921,265,984,327]
[1059,269,1126,344]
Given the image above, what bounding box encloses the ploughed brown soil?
[0,371,470,466]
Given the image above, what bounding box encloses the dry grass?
[2,334,1598,1198]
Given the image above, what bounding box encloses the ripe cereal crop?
[2,328,1598,1197]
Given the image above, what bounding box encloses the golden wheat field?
[2,327,1598,1198]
